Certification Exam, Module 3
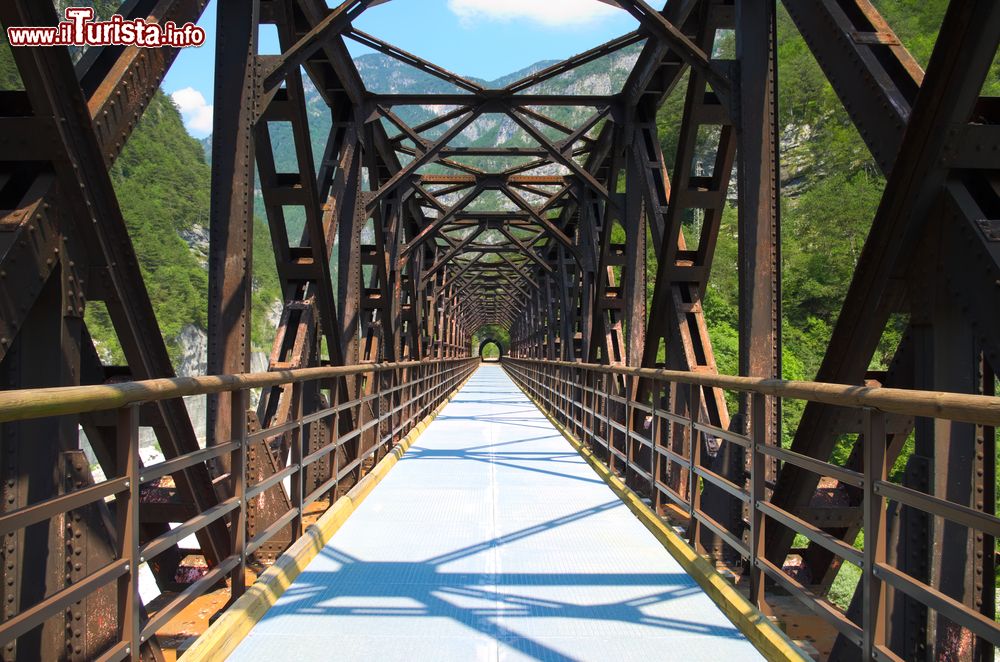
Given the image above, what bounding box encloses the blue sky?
[165,0,637,137]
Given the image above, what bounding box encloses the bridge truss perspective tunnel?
[0,0,999,660]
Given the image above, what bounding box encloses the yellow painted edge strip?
[182,369,478,661]
[509,374,811,662]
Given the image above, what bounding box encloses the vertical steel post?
[652,382,661,512]
[736,0,780,576]
[735,0,781,441]
[863,408,888,659]
[208,0,260,466]
[624,377,634,485]
[292,384,304,541]
[688,383,703,548]
[749,392,767,611]
[604,372,613,466]
[230,389,248,600]
[376,369,383,450]
[116,406,140,662]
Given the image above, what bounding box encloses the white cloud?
[447,0,619,28]
[171,87,214,137]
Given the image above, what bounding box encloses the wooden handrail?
[0,358,477,423]
[502,357,1000,427]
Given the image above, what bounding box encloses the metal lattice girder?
[627,0,739,557]
[213,0,1000,656]
[735,0,782,560]
[768,0,1000,593]
[207,0,259,461]
[1,0,229,572]
[4,0,1000,657]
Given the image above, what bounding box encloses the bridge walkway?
[227,365,765,661]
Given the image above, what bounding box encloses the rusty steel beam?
[207,0,259,465]
[1,0,230,569]
[347,28,484,93]
[634,0,738,558]
[0,1,227,655]
[371,94,617,107]
[767,0,1000,574]
[612,0,731,105]
[260,0,375,92]
[503,30,645,94]
[0,0,211,367]
[735,0,781,477]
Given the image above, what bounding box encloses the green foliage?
[250,218,283,351]
[781,171,883,333]
[872,0,948,67]
[105,94,211,352]
[81,91,281,365]
[828,531,865,610]
[471,324,511,357]
[0,9,285,368]
[0,41,20,90]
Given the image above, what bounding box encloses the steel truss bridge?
[0,0,998,660]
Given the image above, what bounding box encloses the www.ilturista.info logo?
[6,7,206,48]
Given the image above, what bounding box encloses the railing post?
[381,369,389,448]
[116,405,140,661]
[332,381,342,499]
[409,365,416,424]
[650,381,659,505]
[429,364,436,411]
[230,389,248,601]
[388,367,394,443]
[603,372,613,466]
[624,376,633,484]
[688,382,702,548]
[749,392,767,611]
[372,370,383,454]
[432,363,438,408]
[428,362,434,412]
[405,366,412,429]
[863,408,887,659]
[560,365,567,425]
[426,362,432,414]
[552,364,558,418]
[406,366,413,429]
[419,364,425,418]
[584,368,593,447]
[589,367,595,442]
[395,367,402,442]
[552,366,573,430]
[449,360,454,397]
[291,383,304,541]
[563,365,570,426]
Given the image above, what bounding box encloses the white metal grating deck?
[227,365,764,662]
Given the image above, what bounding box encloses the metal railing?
[0,357,478,660]
[503,357,1000,661]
